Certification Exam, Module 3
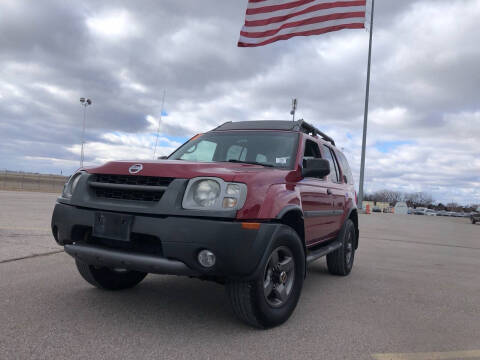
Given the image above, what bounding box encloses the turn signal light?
[241,222,261,230]
[223,197,238,208]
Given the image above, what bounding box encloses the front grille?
[94,188,163,201]
[94,174,173,187]
[90,174,174,202]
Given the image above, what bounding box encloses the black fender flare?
[243,223,305,281]
[275,205,305,255]
[275,204,304,220]
[345,206,359,249]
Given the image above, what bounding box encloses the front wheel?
[327,219,356,276]
[472,217,477,224]
[75,260,147,290]
[226,226,305,328]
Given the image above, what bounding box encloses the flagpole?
[357,0,375,210]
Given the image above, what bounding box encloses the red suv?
[52,120,359,328]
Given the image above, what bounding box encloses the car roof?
[211,120,336,146]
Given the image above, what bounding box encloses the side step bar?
[65,243,199,276]
[306,241,342,264]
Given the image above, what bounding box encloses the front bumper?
[52,202,279,279]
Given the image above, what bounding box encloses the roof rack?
[212,120,335,146]
[294,119,336,146]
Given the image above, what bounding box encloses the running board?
[306,241,342,263]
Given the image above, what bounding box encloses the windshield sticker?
[276,157,288,164]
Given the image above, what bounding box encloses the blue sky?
[375,140,415,154]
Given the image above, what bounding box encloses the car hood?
[84,160,294,183]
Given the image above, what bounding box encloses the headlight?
[62,171,84,198]
[192,179,221,207]
[182,177,247,210]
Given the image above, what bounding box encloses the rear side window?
[336,151,354,185]
[321,145,340,183]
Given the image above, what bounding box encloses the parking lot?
[0,190,479,360]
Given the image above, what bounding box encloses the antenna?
[153,90,166,159]
[290,98,297,121]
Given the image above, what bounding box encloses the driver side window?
[303,140,322,178]
[303,140,321,159]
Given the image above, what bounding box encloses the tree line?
[363,189,478,212]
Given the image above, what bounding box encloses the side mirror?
[302,158,330,178]
[158,156,168,160]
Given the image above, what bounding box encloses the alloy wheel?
[263,246,295,308]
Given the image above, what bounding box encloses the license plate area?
[93,212,133,242]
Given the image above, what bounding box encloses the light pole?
[79,97,92,168]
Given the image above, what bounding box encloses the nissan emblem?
[128,164,143,174]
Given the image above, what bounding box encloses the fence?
[0,171,68,193]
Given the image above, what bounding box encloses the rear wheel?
[226,226,305,328]
[75,259,147,290]
[472,217,476,224]
[327,219,356,276]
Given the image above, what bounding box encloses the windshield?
[168,131,299,169]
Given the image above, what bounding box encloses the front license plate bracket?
[92,212,133,242]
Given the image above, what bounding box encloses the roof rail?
[211,120,335,146]
[294,119,335,146]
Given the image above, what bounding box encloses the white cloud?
[31,82,77,102]
[67,130,181,166]
[24,156,79,168]
[86,9,140,39]
[117,69,148,94]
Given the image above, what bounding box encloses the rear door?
[335,148,356,209]
[320,144,346,237]
[297,139,333,246]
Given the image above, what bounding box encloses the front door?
[298,139,334,246]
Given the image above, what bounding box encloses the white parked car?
[413,207,426,215]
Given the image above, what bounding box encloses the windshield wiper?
[227,159,274,167]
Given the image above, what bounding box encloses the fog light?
[198,250,216,268]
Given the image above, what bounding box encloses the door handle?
[327,188,332,195]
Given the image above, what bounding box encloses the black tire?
[327,219,356,276]
[226,226,305,328]
[472,217,476,224]
[75,259,147,290]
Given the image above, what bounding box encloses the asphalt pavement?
[1,190,479,360]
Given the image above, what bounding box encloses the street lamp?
[79,97,92,168]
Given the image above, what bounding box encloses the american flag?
[238,0,367,47]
